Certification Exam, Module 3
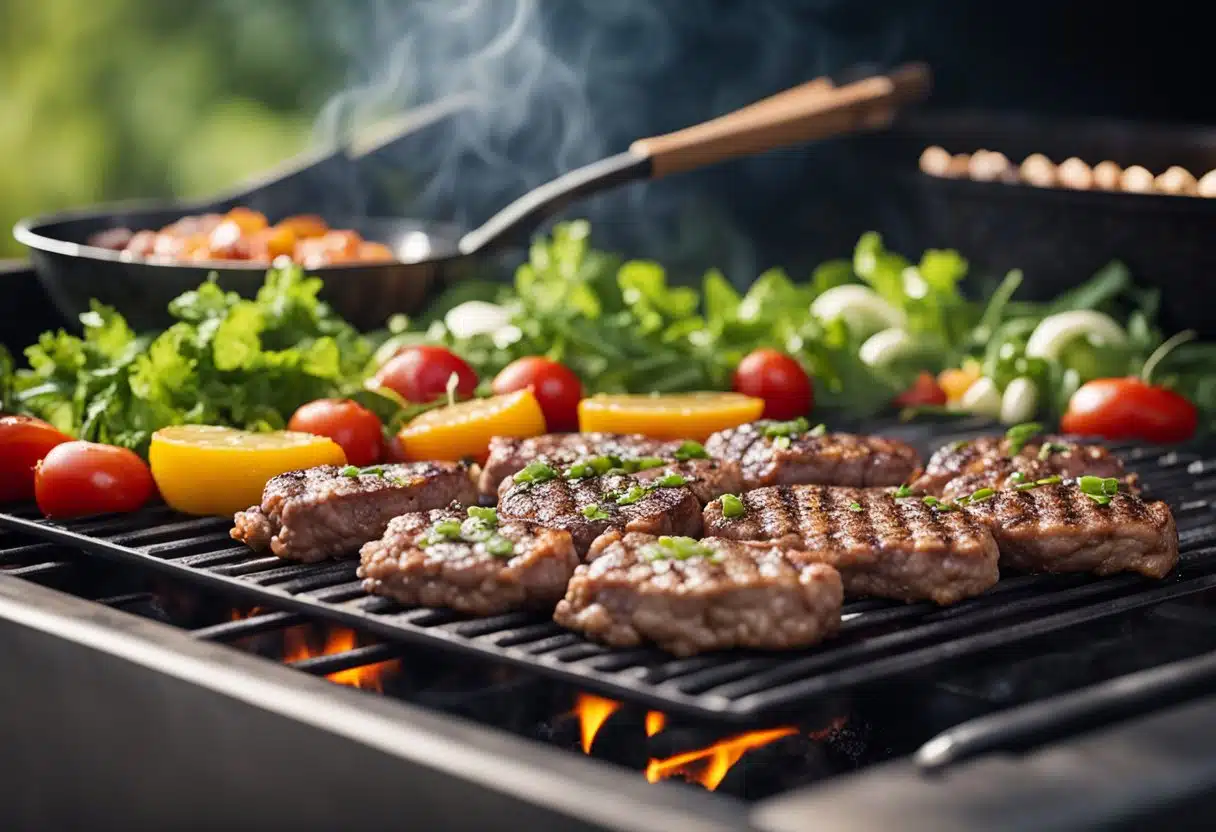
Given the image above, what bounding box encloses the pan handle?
[458,63,930,256]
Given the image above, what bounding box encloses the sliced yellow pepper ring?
[149,425,346,516]
[578,392,765,441]
[397,389,546,462]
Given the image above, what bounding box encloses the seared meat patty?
[498,471,702,555]
[480,433,682,496]
[913,434,1132,500]
[358,506,579,616]
[704,420,920,491]
[554,531,843,656]
[963,483,1178,578]
[232,462,476,563]
[704,485,1000,605]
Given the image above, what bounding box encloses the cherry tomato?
[491,357,583,432]
[0,415,72,503]
[1061,378,1198,444]
[731,349,814,421]
[35,441,155,518]
[894,372,948,408]
[373,346,478,404]
[288,398,384,466]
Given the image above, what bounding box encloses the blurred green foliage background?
[0,0,345,257]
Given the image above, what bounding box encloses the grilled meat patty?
[480,433,679,496]
[498,472,702,555]
[358,506,579,616]
[963,483,1178,578]
[494,458,740,506]
[704,421,920,491]
[704,485,1000,605]
[554,531,843,656]
[913,434,1132,500]
[232,462,476,563]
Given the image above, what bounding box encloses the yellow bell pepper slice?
[577,392,765,440]
[397,389,546,462]
[149,425,346,516]
[938,360,983,404]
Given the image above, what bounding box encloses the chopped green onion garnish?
[432,519,463,539]
[580,503,611,521]
[642,535,715,561]
[848,501,863,512]
[1079,475,1119,504]
[591,455,621,474]
[340,465,360,477]
[466,506,498,525]
[763,417,810,438]
[923,496,958,512]
[485,535,516,558]
[340,464,387,478]
[1038,441,1070,461]
[654,473,686,488]
[772,436,792,450]
[966,487,995,504]
[1010,471,1026,484]
[615,485,651,505]
[1038,475,1062,485]
[460,518,493,542]
[720,494,746,518]
[809,423,827,437]
[892,483,917,498]
[514,460,558,485]
[632,457,667,471]
[1005,422,1043,455]
[563,461,595,479]
[673,440,709,461]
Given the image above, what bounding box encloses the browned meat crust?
[479,433,681,496]
[704,422,921,491]
[231,462,477,563]
[913,434,1133,500]
[554,530,843,656]
[358,507,579,616]
[704,485,1000,605]
[963,484,1179,578]
[498,473,702,555]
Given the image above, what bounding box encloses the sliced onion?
[810,285,906,337]
[999,376,1040,424]
[859,328,916,368]
[444,301,513,340]
[1024,311,1128,361]
[959,376,1002,418]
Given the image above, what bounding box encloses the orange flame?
[280,624,400,692]
[645,711,667,737]
[572,693,622,753]
[645,726,798,790]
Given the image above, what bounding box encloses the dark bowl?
[14,204,471,332]
[879,111,1216,335]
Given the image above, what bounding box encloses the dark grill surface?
[3,420,1216,723]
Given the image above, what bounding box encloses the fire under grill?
[6,419,1216,828]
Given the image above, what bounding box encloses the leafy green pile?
[1,265,378,455]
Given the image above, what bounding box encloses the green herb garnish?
[892,483,917,499]
[848,501,863,512]
[339,465,360,477]
[580,503,611,521]
[772,436,792,450]
[466,506,498,525]
[1009,471,1026,484]
[340,464,387,478]
[431,519,463,540]
[1015,475,1063,491]
[1005,422,1043,455]
[763,417,810,438]
[1038,441,1070,461]
[809,423,827,437]
[633,457,667,471]
[615,484,651,505]
[485,534,516,558]
[720,494,746,518]
[514,461,558,485]
[1079,475,1120,505]
[965,487,995,504]
[673,441,709,461]
[642,535,716,561]
[654,473,687,487]
[923,496,958,512]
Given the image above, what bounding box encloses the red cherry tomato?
[0,415,72,503]
[373,346,478,404]
[1061,378,1198,444]
[731,349,814,421]
[894,372,948,408]
[491,357,583,432]
[288,398,384,466]
[35,441,155,518]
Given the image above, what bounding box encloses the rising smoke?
[312,0,913,282]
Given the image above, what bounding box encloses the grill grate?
[4,423,1216,723]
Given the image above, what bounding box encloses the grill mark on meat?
[705,485,999,605]
[964,484,1178,579]
[231,462,477,563]
[498,473,702,556]
[553,531,843,656]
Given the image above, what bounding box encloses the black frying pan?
[14,65,929,332]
